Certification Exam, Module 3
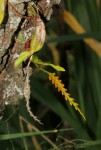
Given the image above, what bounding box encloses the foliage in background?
[1,0,101,150]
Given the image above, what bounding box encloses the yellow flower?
[49,73,86,120]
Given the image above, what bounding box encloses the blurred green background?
[1,0,101,149]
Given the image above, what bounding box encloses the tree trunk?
[0,1,26,113]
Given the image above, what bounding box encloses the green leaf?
[32,55,65,71]
[0,0,7,24]
[47,32,101,43]
[14,51,30,67]
[0,128,71,140]
[45,63,65,71]
[30,32,43,54]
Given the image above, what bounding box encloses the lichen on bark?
[0,2,25,113]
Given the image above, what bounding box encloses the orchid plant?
[0,0,86,122]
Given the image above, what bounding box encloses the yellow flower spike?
[49,73,86,120]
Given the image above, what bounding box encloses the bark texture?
[0,2,25,113]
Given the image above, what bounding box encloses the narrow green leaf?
[0,128,71,140]
[32,55,65,71]
[47,32,101,43]
[45,63,65,71]
[14,51,30,67]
